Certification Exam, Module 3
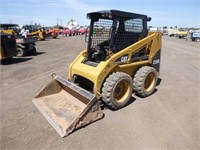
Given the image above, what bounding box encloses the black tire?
[196,39,200,42]
[17,48,26,57]
[102,72,133,110]
[133,66,158,97]
[29,46,36,55]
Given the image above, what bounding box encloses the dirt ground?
[0,35,199,150]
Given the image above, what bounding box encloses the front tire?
[29,46,36,55]
[17,48,26,57]
[133,66,158,97]
[102,72,133,110]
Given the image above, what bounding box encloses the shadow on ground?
[26,51,46,56]
[1,57,32,65]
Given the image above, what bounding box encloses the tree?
[163,26,167,29]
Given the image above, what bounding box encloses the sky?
[0,0,199,28]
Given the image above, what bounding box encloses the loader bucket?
[32,74,104,137]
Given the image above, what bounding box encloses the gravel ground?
[0,35,199,150]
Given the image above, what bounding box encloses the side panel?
[0,46,3,59]
[114,61,150,77]
[152,49,161,73]
[149,32,162,70]
[1,34,17,58]
[69,32,162,98]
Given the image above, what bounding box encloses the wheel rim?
[17,49,22,55]
[144,72,156,92]
[114,80,131,103]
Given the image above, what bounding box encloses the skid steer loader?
[1,24,37,57]
[28,28,45,41]
[1,32,17,61]
[33,10,162,137]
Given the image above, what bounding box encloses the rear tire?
[29,46,36,55]
[133,66,158,97]
[102,72,133,110]
[17,48,26,57]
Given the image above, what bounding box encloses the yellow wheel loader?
[33,10,162,137]
[176,31,188,39]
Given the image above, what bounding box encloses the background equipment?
[45,28,58,39]
[1,24,37,57]
[28,28,45,41]
[0,33,17,61]
[191,32,200,42]
[15,36,37,57]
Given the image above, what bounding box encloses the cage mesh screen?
[91,19,113,48]
[114,18,143,52]
[124,19,143,33]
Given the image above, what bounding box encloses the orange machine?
[46,28,59,38]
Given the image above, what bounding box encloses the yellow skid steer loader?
[1,32,17,61]
[33,10,162,137]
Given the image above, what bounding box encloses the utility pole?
[60,19,62,25]
[9,19,12,24]
[57,18,59,25]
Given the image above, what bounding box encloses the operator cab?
[85,10,151,64]
[0,24,20,35]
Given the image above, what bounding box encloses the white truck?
[191,32,200,42]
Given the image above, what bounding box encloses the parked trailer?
[166,29,178,37]
[191,32,200,42]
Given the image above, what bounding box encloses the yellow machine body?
[69,32,162,99]
[32,10,162,137]
[29,29,45,41]
[177,31,188,35]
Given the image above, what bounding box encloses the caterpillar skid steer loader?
[33,10,162,137]
[1,32,17,61]
[1,24,37,57]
